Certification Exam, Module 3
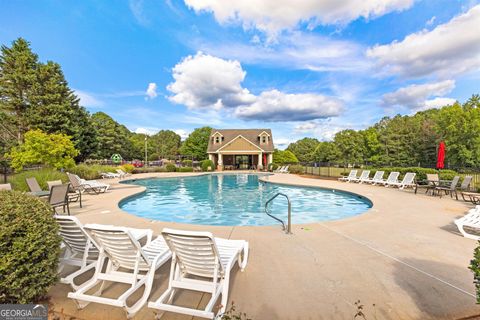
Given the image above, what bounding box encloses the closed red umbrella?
[263,154,267,167]
[436,141,446,169]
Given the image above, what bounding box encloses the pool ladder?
[265,193,292,234]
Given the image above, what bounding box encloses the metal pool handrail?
[265,192,292,234]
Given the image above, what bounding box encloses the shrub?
[8,168,67,192]
[201,160,215,172]
[165,163,177,172]
[288,164,304,174]
[120,164,135,173]
[69,164,117,180]
[182,160,193,167]
[470,244,480,303]
[178,167,194,172]
[0,191,61,303]
[7,129,78,171]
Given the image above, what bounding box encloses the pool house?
[207,129,274,170]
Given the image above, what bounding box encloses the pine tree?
[0,38,38,143]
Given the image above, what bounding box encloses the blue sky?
[1,0,479,148]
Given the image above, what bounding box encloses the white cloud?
[75,90,104,108]
[174,129,190,140]
[167,52,255,109]
[194,31,369,73]
[167,52,344,122]
[235,90,343,121]
[145,82,158,99]
[367,5,480,78]
[135,127,157,135]
[421,97,457,111]
[185,0,413,39]
[381,80,455,110]
[273,137,293,149]
[129,0,150,26]
[425,15,436,26]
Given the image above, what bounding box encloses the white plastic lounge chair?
[387,172,416,189]
[116,169,131,179]
[148,228,249,319]
[364,171,384,185]
[352,170,370,183]
[455,210,480,240]
[274,166,285,173]
[55,216,153,291]
[338,170,358,182]
[377,172,400,186]
[101,172,120,179]
[68,224,171,318]
[67,173,109,194]
[280,165,290,173]
[0,183,12,190]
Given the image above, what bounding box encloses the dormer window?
[212,131,224,144]
[259,131,269,144]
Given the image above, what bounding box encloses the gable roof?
[207,129,274,153]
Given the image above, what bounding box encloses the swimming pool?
[119,174,372,226]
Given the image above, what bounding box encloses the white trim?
[215,135,264,152]
[211,131,224,137]
[258,131,270,137]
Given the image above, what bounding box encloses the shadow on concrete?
[393,257,479,319]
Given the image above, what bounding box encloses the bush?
[201,160,215,172]
[120,164,134,173]
[69,164,118,180]
[470,244,480,303]
[165,163,177,172]
[288,164,304,174]
[182,160,193,167]
[8,168,67,192]
[178,167,194,172]
[0,191,61,303]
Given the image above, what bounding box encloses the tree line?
[286,95,480,169]
[0,38,212,165]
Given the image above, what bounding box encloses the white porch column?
[218,153,223,166]
[268,153,273,165]
[208,154,214,161]
[258,152,263,168]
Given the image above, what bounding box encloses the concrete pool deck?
[49,172,480,320]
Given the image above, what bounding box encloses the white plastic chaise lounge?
[338,170,358,182]
[148,228,249,319]
[116,169,131,179]
[377,172,400,186]
[280,165,290,173]
[274,166,285,173]
[101,172,120,179]
[67,173,110,194]
[55,216,152,291]
[455,207,480,240]
[364,171,384,185]
[67,224,171,318]
[387,172,416,190]
[352,170,370,183]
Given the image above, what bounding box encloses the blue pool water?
[119,174,372,226]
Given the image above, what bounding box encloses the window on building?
[215,137,220,143]
[262,136,266,143]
